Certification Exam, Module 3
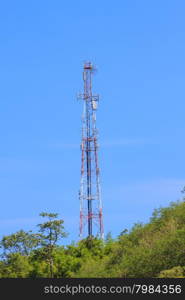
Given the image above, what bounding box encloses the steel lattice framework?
[78,62,104,239]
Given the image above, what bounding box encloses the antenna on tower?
[78,61,104,239]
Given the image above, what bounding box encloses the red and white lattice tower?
[78,62,104,239]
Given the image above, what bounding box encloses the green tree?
[0,253,32,278]
[158,266,185,278]
[0,230,40,257]
[37,212,67,277]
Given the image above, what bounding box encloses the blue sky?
[0,0,185,243]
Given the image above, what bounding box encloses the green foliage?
[0,230,40,257]
[38,212,67,247]
[0,253,32,278]
[37,212,67,277]
[0,200,185,278]
[158,266,185,278]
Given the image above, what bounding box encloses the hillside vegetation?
[0,200,185,278]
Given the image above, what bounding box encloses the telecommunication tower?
[78,62,104,239]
